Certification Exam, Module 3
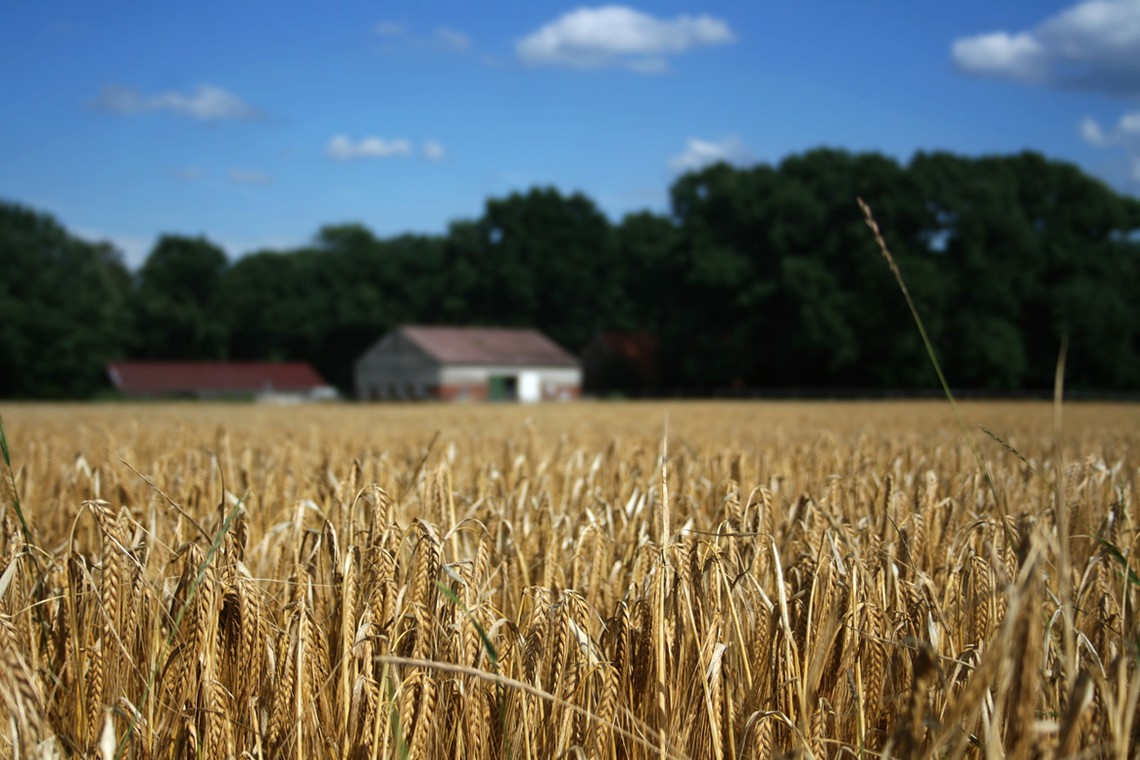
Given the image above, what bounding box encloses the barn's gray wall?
[353,332,441,399]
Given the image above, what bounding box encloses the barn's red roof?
[107,362,329,395]
[399,326,579,367]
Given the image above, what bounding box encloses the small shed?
[582,331,660,395]
[107,361,336,402]
[354,326,581,402]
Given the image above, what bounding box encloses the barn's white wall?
[518,371,541,402]
[439,365,581,385]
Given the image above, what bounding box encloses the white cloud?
[1038,0,1140,68]
[1120,111,1140,133]
[951,32,1047,81]
[152,85,260,121]
[1079,116,1109,145]
[1080,109,1140,144]
[93,83,261,122]
[229,168,270,185]
[952,0,1140,96]
[668,136,749,173]
[517,6,734,72]
[327,135,413,161]
[1081,109,1140,183]
[436,27,471,51]
[422,140,446,162]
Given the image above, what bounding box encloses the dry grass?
[0,400,1137,759]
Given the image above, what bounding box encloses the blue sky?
[3,1,1139,267]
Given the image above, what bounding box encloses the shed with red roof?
[107,361,336,401]
[354,326,581,402]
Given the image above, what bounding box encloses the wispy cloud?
[951,0,1140,98]
[326,135,447,163]
[517,6,734,72]
[229,168,271,185]
[422,140,446,162]
[93,83,262,122]
[327,135,413,161]
[373,21,473,54]
[435,27,470,51]
[669,136,749,173]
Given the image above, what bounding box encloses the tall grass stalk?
[1051,337,1080,700]
[857,198,1002,507]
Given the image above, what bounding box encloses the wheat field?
[0,401,1136,759]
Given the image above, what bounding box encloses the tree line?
[2,147,1138,399]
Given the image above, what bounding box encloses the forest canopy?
[2,147,1138,398]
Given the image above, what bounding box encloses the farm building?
[107,361,336,402]
[354,326,581,402]
[581,331,660,395]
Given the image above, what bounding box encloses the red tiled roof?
[399,326,579,367]
[107,362,329,395]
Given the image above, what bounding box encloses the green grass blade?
[0,415,10,467]
[437,580,510,759]
[0,415,38,559]
[116,498,246,759]
[1099,539,1140,587]
[438,582,500,665]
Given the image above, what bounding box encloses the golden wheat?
[0,400,1135,758]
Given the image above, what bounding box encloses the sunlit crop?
[0,401,1136,759]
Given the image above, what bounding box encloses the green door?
[488,375,518,401]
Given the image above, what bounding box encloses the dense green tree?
[471,188,620,351]
[612,211,679,332]
[223,249,308,361]
[131,235,230,360]
[910,151,1140,389]
[2,148,1138,398]
[664,163,779,387]
[437,220,484,323]
[0,201,131,397]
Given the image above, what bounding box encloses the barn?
[354,326,581,402]
[107,361,336,402]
